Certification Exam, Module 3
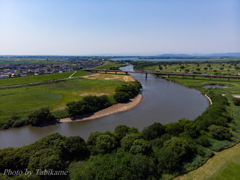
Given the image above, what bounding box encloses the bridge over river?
[85,69,240,81]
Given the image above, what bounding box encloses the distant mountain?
[204,53,240,57]
[158,54,192,57]
[157,53,240,57]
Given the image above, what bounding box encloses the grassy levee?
[94,61,126,70]
[0,72,77,87]
[72,70,91,77]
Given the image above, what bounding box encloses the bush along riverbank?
[1,90,240,179]
[0,81,142,130]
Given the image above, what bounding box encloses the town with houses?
[0,58,104,79]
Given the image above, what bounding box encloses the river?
[0,65,209,149]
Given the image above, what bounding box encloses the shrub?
[114,92,130,103]
[207,138,232,151]
[2,124,9,129]
[12,120,25,128]
[233,97,240,106]
[28,107,57,126]
[208,125,231,140]
[196,136,209,147]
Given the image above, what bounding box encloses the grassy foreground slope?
[174,143,240,180]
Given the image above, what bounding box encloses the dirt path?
[60,94,143,123]
[69,71,76,78]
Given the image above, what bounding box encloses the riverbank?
[60,94,143,123]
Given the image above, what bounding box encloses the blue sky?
[0,0,239,55]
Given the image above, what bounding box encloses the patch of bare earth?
[82,73,135,82]
[80,93,108,96]
[222,94,240,98]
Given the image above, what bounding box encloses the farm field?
[0,71,89,87]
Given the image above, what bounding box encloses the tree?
[159,65,163,70]
[204,67,208,71]
[63,136,88,161]
[130,154,157,179]
[142,122,165,140]
[121,133,142,151]
[163,137,190,160]
[27,148,65,173]
[114,125,130,140]
[130,139,150,154]
[87,131,103,145]
[220,67,224,70]
[156,148,180,173]
[28,107,57,126]
[96,135,117,154]
[180,66,185,69]
[165,123,183,136]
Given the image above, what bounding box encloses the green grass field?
[94,61,126,70]
[0,77,128,120]
[0,71,89,87]
[160,75,240,95]
[72,70,91,77]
